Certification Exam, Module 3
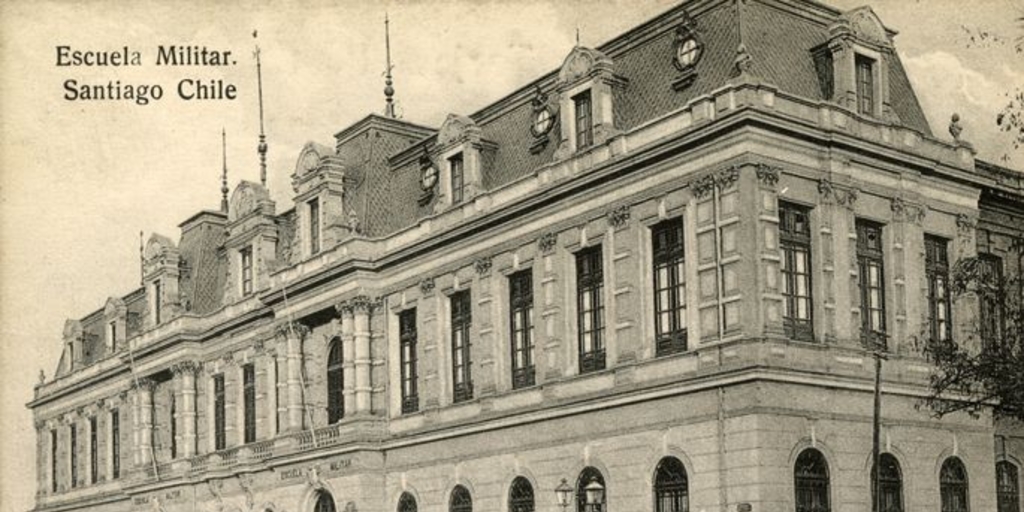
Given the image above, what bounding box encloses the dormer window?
[433,114,493,211]
[676,37,701,68]
[240,246,253,296]
[816,7,897,122]
[855,54,875,116]
[449,153,465,205]
[308,197,321,255]
[108,321,117,348]
[573,90,594,151]
[553,46,624,160]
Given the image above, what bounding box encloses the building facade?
[28,1,1024,512]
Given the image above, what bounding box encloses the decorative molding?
[237,474,255,511]
[755,163,781,188]
[817,178,858,209]
[274,323,311,340]
[349,295,380,314]
[538,232,558,254]
[607,204,631,229]
[716,166,740,191]
[419,277,436,295]
[956,213,977,235]
[474,257,493,276]
[306,466,325,491]
[692,174,717,199]
[691,166,740,199]
[170,360,201,376]
[890,197,926,224]
[133,377,159,392]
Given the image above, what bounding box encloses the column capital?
[132,377,159,392]
[350,295,381,314]
[275,323,310,340]
[171,360,202,376]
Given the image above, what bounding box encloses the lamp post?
[583,478,605,512]
[555,479,573,511]
[865,335,889,512]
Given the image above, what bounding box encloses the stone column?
[171,361,199,458]
[336,302,357,417]
[351,295,377,414]
[277,324,309,431]
[135,378,156,466]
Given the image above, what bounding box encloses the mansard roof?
[340,0,932,239]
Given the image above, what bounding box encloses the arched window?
[872,453,903,512]
[315,491,336,512]
[450,485,472,512]
[997,461,1019,512]
[327,338,344,423]
[509,477,535,512]
[576,467,606,512]
[794,448,830,512]
[654,457,689,512]
[398,493,418,512]
[940,457,969,512]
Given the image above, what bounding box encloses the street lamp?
[555,479,573,510]
[584,478,605,512]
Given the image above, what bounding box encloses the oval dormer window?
[675,37,701,69]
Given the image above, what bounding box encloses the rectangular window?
[449,153,465,205]
[926,236,952,342]
[50,429,58,492]
[89,417,97,484]
[273,358,280,433]
[70,424,77,488]
[856,54,875,116]
[451,290,473,403]
[509,270,535,388]
[243,363,256,444]
[979,253,1005,347]
[577,246,606,373]
[109,321,117,347]
[652,219,688,355]
[169,394,176,459]
[213,374,226,451]
[153,280,162,325]
[399,309,419,413]
[857,220,887,348]
[240,246,253,296]
[573,90,593,150]
[780,202,814,341]
[110,409,119,479]
[309,198,321,255]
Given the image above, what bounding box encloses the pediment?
[838,6,889,46]
[437,114,480,147]
[104,296,126,317]
[144,233,176,261]
[229,180,271,221]
[558,46,614,85]
[294,141,335,177]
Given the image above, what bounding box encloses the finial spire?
[383,13,397,118]
[221,128,229,213]
[254,30,268,187]
[575,25,580,46]
[139,231,144,285]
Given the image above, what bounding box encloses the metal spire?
[221,128,229,213]
[254,30,268,187]
[383,13,396,118]
[139,231,144,285]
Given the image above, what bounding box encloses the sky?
[0,0,1021,511]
